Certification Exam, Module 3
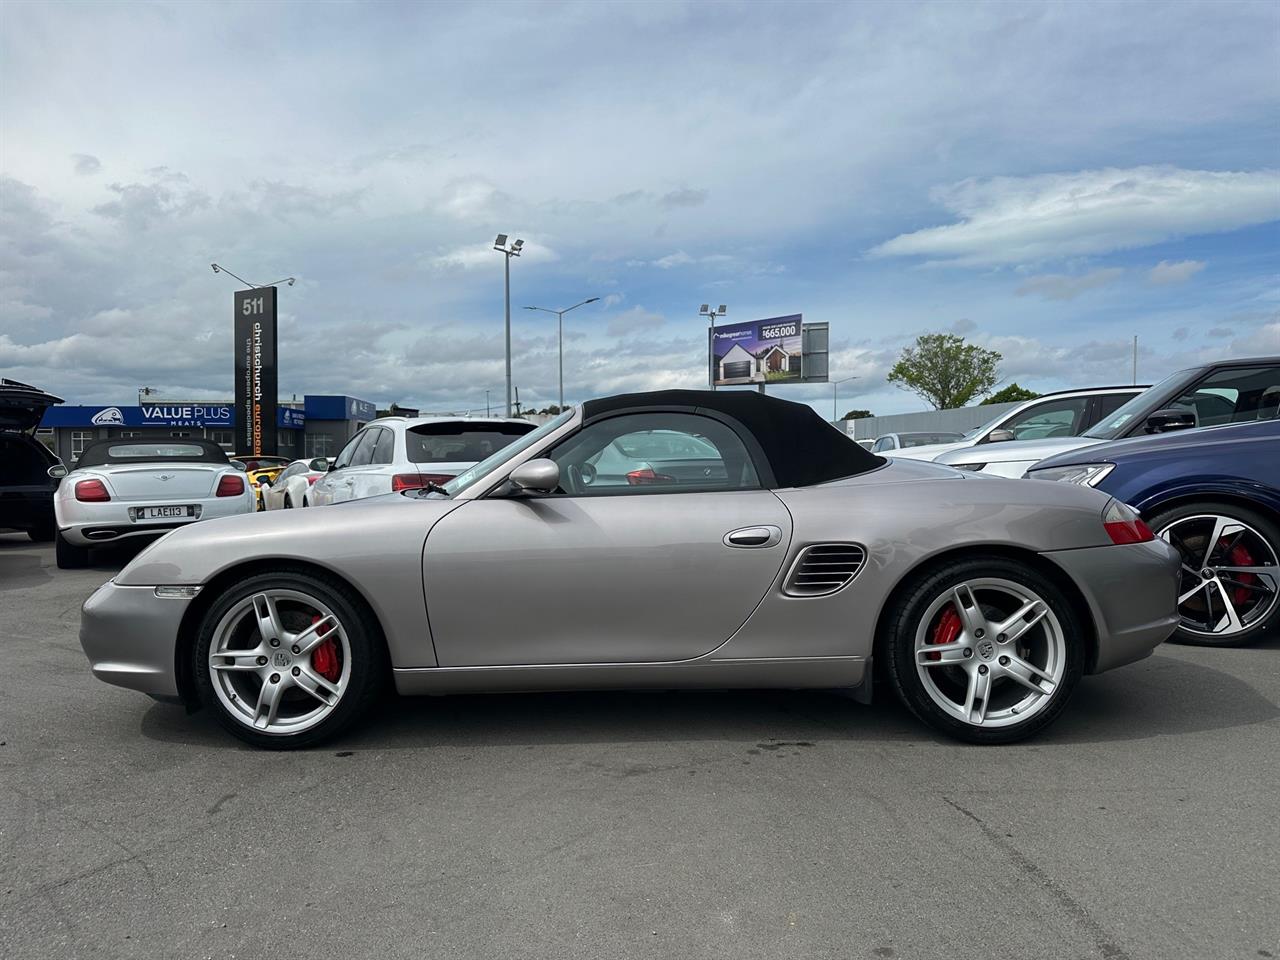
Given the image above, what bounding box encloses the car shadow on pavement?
[136,647,1279,751]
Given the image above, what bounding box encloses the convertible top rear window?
[77,438,230,468]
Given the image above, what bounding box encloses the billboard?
[710,314,804,386]
[233,287,278,456]
[42,404,234,429]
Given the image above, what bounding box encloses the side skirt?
[392,656,866,696]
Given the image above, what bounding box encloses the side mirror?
[508,458,560,494]
[231,461,248,472]
[47,464,68,479]
[1145,408,1197,433]
[986,428,1016,444]
[309,458,329,472]
[257,475,272,486]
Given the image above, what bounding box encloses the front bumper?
[80,580,191,698]
[1043,538,1182,673]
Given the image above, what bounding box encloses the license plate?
[138,505,194,520]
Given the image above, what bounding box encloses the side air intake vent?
[784,543,867,597]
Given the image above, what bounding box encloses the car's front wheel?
[193,571,386,749]
[55,532,90,569]
[1150,502,1280,647]
[885,557,1084,744]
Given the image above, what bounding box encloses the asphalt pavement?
[1,531,1277,960]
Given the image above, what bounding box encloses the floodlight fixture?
[699,304,709,315]
[494,233,508,248]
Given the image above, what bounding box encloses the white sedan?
[52,438,255,568]
[261,457,332,510]
[308,417,537,506]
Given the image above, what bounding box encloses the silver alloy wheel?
[914,577,1067,728]
[208,588,351,736]
[1158,514,1280,638]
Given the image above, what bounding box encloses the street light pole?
[699,304,728,390]
[525,297,600,411]
[493,235,524,416]
[832,375,859,424]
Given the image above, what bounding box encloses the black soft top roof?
[77,437,231,469]
[581,389,884,488]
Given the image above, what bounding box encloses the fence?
[839,401,1022,440]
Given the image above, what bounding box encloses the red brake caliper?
[1226,542,1256,607]
[308,615,341,682]
[928,605,962,660]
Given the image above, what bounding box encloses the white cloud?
[71,153,100,175]
[605,306,666,337]
[653,251,694,269]
[1149,259,1206,285]
[1016,267,1124,301]
[430,240,558,270]
[870,167,1280,266]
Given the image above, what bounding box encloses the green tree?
[983,383,1039,405]
[887,333,1001,410]
[840,409,874,420]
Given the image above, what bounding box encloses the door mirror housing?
[231,460,248,472]
[47,464,68,480]
[508,458,560,494]
[309,457,329,472]
[257,475,272,486]
[986,428,1016,444]
[1145,408,1197,434]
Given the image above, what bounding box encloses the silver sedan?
[79,390,1181,748]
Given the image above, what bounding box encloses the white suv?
[308,417,538,506]
[888,386,1145,466]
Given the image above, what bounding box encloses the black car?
[0,379,64,542]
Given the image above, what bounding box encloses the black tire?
[284,495,293,509]
[28,520,56,543]
[1148,501,1280,648]
[55,532,90,569]
[884,555,1085,745]
[192,569,387,749]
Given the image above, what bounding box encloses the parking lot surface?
[1,531,1277,960]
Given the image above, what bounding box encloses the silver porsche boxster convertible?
[80,390,1181,748]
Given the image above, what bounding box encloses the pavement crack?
[942,795,1131,960]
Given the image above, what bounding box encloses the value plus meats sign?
[233,286,278,456]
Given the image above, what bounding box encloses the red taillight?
[391,473,454,492]
[1102,500,1154,544]
[74,478,110,502]
[216,474,246,497]
[625,467,676,486]
[306,475,320,485]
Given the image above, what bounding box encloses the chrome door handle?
[724,525,782,548]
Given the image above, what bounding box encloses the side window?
[871,437,892,452]
[1166,365,1280,428]
[548,413,761,496]
[995,396,1091,441]
[332,432,364,470]
[1094,392,1138,423]
[350,429,380,467]
[372,428,395,465]
[276,463,301,482]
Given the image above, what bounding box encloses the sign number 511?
[241,295,267,316]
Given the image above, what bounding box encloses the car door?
[986,394,1093,442]
[339,426,391,502]
[263,463,299,509]
[309,432,364,506]
[422,411,793,667]
[352,426,395,500]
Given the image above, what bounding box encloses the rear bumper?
[58,495,253,545]
[1043,538,1182,673]
[80,580,189,698]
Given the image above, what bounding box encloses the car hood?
[884,440,972,461]
[0,379,62,433]
[933,436,1099,466]
[115,491,460,586]
[1032,420,1280,471]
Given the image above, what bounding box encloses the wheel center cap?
[976,639,996,661]
[1201,568,1215,580]
[272,650,293,669]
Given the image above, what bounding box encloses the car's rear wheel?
[55,532,90,569]
[885,557,1084,744]
[284,495,293,509]
[1150,502,1280,647]
[193,571,386,749]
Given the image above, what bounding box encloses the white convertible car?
[52,438,255,568]
[261,457,332,510]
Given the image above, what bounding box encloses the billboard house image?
[711,314,803,386]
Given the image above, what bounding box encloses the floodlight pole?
[493,236,523,417]
[701,304,727,390]
[525,297,599,411]
[210,264,296,289]
[833,375,859,424]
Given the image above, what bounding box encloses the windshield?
[441,410,574,496]
[1082,369,1189,439]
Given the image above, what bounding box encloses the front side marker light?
[154,585,203,599]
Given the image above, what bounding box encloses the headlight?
[1025,462,1115,486]
[949,462,987,472]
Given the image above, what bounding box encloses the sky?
[1,0,1278,418]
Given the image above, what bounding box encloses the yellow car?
[229,456,292,510]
